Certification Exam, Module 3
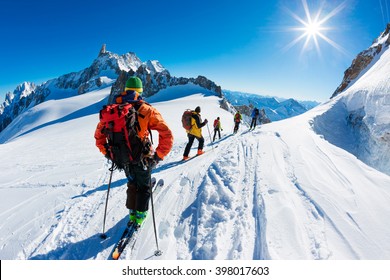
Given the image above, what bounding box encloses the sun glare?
[305,21,321,36]
[284,0,347,55]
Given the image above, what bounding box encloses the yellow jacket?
[187,111,206,138]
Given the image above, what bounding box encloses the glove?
[105,153,112,161]
[154,153,162,163]
[204,119,208,124]
[148,153,162,169]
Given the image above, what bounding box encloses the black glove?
[204,119,208,124]
[149,153,162,169]
[105,153,112,161]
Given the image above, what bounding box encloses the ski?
[111,223,138,260]
[182,151,208,162]
[110,178,164,260]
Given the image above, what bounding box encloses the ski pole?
[206,123,214,150]
[149,176,162,256]
[100,162,115,239]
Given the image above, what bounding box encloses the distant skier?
[233,111,242,134]
[250,107,260,130]
[212,117,223,142]
[183,106,208,160]
[94,76,173,226]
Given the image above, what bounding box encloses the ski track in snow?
[22,161,122,259]
[125,131,270,260]
[254,130,333,260]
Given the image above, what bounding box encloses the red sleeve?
[94,121,107,155]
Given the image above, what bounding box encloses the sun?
[305,21,322,37]
[284,0,347,55]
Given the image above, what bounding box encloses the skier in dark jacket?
[250,107,260,130]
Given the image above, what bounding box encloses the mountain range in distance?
[0,45,320,133]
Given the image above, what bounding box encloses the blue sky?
[1,0,389,102]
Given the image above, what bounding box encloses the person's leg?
[132,164,152,212]
[183,134,196,157]
[197,136,205,151]
[250,118,255,129]
[125,166,137,222]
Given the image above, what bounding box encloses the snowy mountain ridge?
[1,47,320,135]
[223,90,319,122]
[0,48,185,134]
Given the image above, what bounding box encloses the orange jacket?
[94,101,173,160]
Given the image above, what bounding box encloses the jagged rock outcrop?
[99,44,106,55]
[108,70,222,103]
[332,23,390,98]
[0,82,37,132]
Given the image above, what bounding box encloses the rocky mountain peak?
[331,23,390,98]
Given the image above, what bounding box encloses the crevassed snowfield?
[0,79,389,260]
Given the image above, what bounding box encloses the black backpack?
[99,103,150,169]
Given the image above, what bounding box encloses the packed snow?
[0,78,389,260]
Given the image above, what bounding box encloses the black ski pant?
[250,117,257,129]
[125,163,152,212]
[234,122,240,133]
[183,133,204,157]
[213,128,221,141]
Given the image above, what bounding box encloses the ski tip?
[157,179,164,186]
[112,249,120,260]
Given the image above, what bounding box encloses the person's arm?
[94,121,108,155]
[193,114,207,128]
[148,108,174,160]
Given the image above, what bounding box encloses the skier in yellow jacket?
[182,106,208,160]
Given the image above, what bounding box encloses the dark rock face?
[108,71,222,104]
[332,23,390,98]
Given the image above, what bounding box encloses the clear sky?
[1,0,389,102]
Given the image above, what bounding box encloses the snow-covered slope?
[314,28,390,176]
[1,80,389,260]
